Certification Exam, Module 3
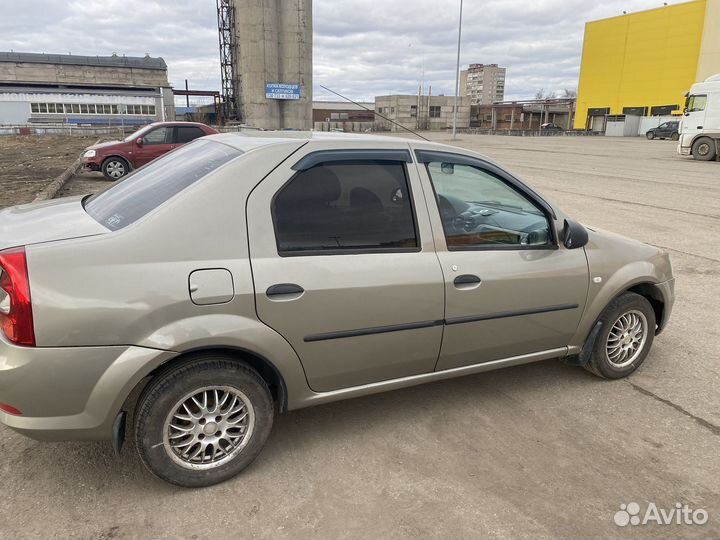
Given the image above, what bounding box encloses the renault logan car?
[81,121,218,180]
[0,133,674,487]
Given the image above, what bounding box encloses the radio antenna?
[319,84,430,141]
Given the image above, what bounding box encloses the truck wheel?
[691,137,717,161]
[102,157,130,181]
[134,354,274,488]
[646,131,655,140]
[671,132,679,141]
[583,292,656,380]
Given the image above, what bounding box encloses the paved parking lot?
[1,134,719,539]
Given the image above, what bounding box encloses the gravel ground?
[1,133,719,540]
[0,135,95,208]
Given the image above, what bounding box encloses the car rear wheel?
[134,354,274,487]
[646,131,655,140]
[102,157,129,181]
[691,137,717,161]
[671,132,679,141]
[583,292,656,379]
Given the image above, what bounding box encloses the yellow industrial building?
[574,0,720,130]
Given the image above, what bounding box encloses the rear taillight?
[0,403,22,416]
[0,247,35,347]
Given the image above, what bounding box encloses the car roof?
[146,121,210,128]
[207,130,451,152]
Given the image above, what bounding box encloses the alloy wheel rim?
[163,386,255,470]
[605,310,648,368]
[107,161,125,178]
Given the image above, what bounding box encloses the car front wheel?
[692,137,717,161]
[646,131,655,140]
[134,354,274,487]
[584,292,656,379]
[102,157,130,181]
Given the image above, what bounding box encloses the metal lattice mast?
[216,0,239,121]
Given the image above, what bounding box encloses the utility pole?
[452,0,464,140]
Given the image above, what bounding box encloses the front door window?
[424,161,552,249]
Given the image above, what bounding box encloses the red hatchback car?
[81,122,219,180]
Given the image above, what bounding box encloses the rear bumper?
[0,335,176,441]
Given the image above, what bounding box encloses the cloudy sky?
[0,0,686,103]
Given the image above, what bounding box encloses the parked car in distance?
[646,121,680,141]
[0,133,675,487]
[81,121,218,180]
[540,122,563,133]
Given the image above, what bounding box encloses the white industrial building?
[0,52,174,127]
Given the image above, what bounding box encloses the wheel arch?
[688,134,720,155]
[626,282,665,334]
[102,154,133,170]
[123,346,289,420]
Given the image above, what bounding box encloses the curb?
[33,138,102,202]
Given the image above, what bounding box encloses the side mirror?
[562,219,589,249]
[135,137,144,147]
[683,108,689,116]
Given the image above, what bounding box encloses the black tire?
[583,292,656,379]
[101,157,130,181]
[691,137,717,161]
[671,132,679,141]
[646,131,655,140]
[134,354,274,488]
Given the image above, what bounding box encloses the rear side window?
[273,161,418,254]
[84,140,240,231]
[175,126,206,144]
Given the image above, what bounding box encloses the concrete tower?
[234,0,313,130]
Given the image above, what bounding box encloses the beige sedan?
[0,132,674,486]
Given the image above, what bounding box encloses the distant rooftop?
[0,52,167,70]
[312,100,375,111]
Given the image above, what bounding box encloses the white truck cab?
[678,73,720,161]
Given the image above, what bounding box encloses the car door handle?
[266,283,305,298]
[453,274,482,289]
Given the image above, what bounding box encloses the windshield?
[123,124,157,142]
[84,140,241,231]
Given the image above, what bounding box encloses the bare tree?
[535,89,558,100]
[562,88,577,98]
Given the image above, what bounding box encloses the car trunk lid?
[0,196,109,251]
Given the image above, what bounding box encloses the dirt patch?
[59,171,113,198]
[0,135,96,208]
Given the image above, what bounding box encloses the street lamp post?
[452,0,464,140]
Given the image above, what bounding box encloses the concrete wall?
[375,95,470,132]
[0,62,169,88]
[234,0,312,130]
[0,102,30,124]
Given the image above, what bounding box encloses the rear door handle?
[453,274,482,289]
[266,283,304,298]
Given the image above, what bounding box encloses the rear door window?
[175,126,206,144]
[84,140,241,231]
[273,161,419,254]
